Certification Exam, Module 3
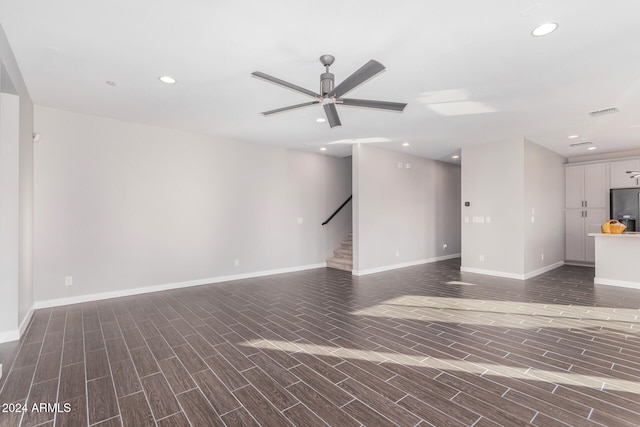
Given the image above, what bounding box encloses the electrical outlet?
[297,217,303,224]
[395,250,400,257]
[65,276,73,286]
[541,253,544,261]
[479,255,484,262]
[234,259,240,267]
[442,243,448,251]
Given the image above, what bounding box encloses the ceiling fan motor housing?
[320,72,334,96]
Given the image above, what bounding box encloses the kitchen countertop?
[588,232,640,238]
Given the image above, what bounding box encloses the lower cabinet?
[565,209,607,263]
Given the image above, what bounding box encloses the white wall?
[524,139,566,274]
[33,106,351,304]
[461,140,525,277]
[352,144,461,275]
[461,139,565,279]
[0,23,34,343]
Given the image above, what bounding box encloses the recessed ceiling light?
[587,146,597,150]
[159,75,177,84]
[568,134,579,139]
[452,155,460,159]
[320,147,327,151]
[316,118,326,123]
[402,142,410,147]
[531,22,558,37]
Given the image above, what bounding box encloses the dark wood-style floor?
[2,259,640,426]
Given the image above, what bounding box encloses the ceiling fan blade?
[323,103,341,128]
[251,71,319,99]
[260,101,320,115]
[338,98,407,112]
[327,59,386,98]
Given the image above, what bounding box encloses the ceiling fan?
[252,55,407,128]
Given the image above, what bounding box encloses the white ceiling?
[1,1,640,162]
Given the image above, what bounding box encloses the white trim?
[594,277,640,289]
[353,254,460,276]
[19,306,35,337]
[460,267,525,280]
[461,261,566,281]
[0,306,35,344]
[564,261,594,267]
[523,261,565,279]
[35,263,326,309]
[0,329,19,344]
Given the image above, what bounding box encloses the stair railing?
[322,195,352,225]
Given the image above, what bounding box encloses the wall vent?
[588,107,619,117]
[569,141,593,147]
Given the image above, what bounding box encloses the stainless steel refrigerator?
[610,188,640,232]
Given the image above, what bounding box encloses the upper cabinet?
[610,159,640,188]
[565,163,606,209]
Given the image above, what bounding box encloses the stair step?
[333,248,352,259]
[326,257,353,272]
[341,241,353,250]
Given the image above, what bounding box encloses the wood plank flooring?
[1,259,640,426]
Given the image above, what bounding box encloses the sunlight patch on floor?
[244,339,640,394]
[349,295,640,331]
[445,281,477,286]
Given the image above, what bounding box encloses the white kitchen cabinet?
[565,163,606,209]
[610,159,640,188]
[565,208,607,263]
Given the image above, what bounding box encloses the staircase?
[326,232,353,272]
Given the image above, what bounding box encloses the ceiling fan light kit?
[252,55,407,128]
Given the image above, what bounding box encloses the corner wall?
[0,23,34,343]
[524,139,566,275]
[461,140,525,278]
[461,139,565,279]
[352,144,461,275]
[33,106,351,306]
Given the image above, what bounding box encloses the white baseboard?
[0,329,20,344]
[19,306,35,337]
[353,254,460,276]
[0,306,35,344]
[34,263,326,309]
[460,267,525,280]
[461,261,565,281]
[594,277,640,289]
[523,261,565,279]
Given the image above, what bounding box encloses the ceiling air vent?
[569,141,593,147]
[588,107,619,117]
